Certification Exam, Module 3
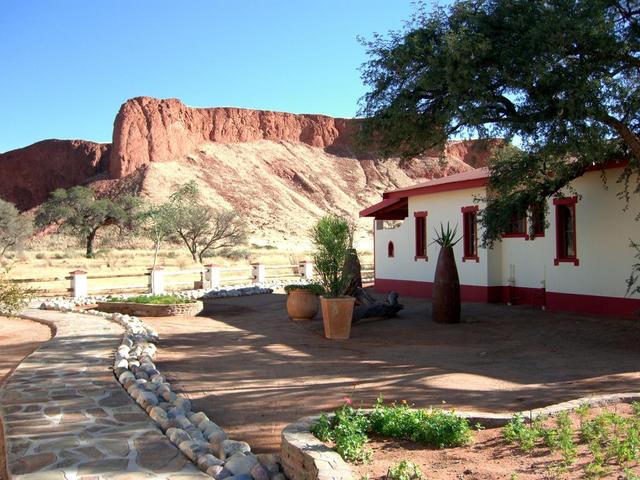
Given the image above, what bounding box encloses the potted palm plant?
[284,283,324,321]
[432,222,462,324]
[311,215,354,339]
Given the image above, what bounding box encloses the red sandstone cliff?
[109,97,356,178]
[0,139,110,210]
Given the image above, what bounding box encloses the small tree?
[627,240,640,297]
[35,186,142,258]
[169,181,247,263]
[139,202,177,269]
[310,215,352,298]
[0,199,32,257]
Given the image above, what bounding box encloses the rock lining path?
[0,308,208,479]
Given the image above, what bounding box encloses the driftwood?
[352,287,403,323]
[343,248,362,297]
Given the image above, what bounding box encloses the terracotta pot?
[320,296,355,339]
[432,246,461,323]
[286,289,320,321]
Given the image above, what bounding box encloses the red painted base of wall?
[374,278,640,319]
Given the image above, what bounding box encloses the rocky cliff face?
[0,139,110,210]
[109,97,356,178]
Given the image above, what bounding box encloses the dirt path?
[144,293,640,454]
[0,316,52,480]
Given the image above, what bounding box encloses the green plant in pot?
[284,283,324,321]
[432,222,462,324]
[310,215,354,339]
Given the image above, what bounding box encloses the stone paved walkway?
[0,308,208,479]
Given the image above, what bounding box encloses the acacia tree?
[0,199,32,257]
[36,186,142,258]
[169,181,247,263]
[359,0,639,242]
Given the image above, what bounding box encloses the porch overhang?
[359,197,408,220]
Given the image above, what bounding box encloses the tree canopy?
[35,186,142,257]
[0,199,32,257]
[359,0,639,243]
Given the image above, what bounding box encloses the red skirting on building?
[374,278,640,319]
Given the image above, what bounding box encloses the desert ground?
[143,293,640,454]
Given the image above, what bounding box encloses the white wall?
[374,167,639,300]
[375,187,489,286]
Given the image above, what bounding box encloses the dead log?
[343,248,362,297]
[352,287,403,323]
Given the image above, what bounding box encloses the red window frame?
[414,211,428,261]
[387,241,395,258]
[461,206,479,262]
[553,197,579,266]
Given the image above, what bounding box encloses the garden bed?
[303,399,640,480]
[96,299,203,317]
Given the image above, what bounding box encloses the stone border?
[281,392,640,480]
[95,301,203,317]
[39,302,285,480]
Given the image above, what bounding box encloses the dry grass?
[1,233,373,296]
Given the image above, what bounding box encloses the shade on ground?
[143,293,640,453]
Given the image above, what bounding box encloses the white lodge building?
[360,163,640,318]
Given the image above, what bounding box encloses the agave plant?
[432,222,462,248]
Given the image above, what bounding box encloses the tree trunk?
[86,229,98,258]
[432,246,461,323]
[152,240,160,270]
[352,288,403,322]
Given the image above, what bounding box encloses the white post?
[150,268,165,295]
[299,261,314,281]
[204,264,221,290]
[251,263,266,284]
[69,270,88,298]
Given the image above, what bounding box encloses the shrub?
[386,461,423,480]
[0,276,35,315]
[284,283,325,295]
[370,398,472,448]
[108,294,195,305]
[311,402,371,463]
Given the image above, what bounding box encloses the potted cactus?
[284,283,324,321]
[432,222,462,324]
[311,215,354,339]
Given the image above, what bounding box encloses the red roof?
[360,168,489,218]
[384,168,490,199]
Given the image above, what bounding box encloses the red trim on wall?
[461,206,479,262]
[386,177,488,200]
[414,211,428,261]
[546,291,640,318]
[461,205,479,213]
[374,278,640,318]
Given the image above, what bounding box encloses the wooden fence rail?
[8,261,375,298]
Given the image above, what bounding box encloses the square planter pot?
[320,296,355,340]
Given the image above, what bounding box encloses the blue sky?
[0,1,445,153]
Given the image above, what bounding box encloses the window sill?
[502,233,528,239]
[554,257,579,266]
[462,256,479,263]
[414,256,428,261]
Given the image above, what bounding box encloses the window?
[414,211,427,260]
[462,206,479,262]
[554,197,579,266]
[387,241,395,258]
[503,211,527,238]
[531,202,546,238]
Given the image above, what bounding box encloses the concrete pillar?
[251,263,266,284]
[299,261,314,281]
[150,268,165,295]
[69,270,88,298]
[204,264,221,290]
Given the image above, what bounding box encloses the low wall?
[96,301,203,317]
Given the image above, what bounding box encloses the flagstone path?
[0,308,208,479]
